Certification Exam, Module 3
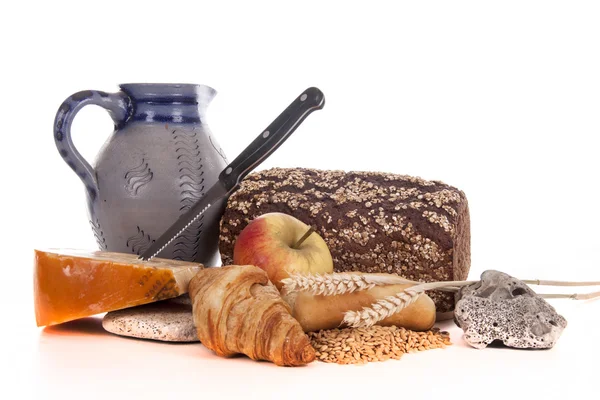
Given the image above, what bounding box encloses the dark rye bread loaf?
[219,168,471,315]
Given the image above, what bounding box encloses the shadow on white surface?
[16,306,595,400]
[41,317,109,338]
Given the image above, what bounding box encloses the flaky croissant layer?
[189,265,315,366]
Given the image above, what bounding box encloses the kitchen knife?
[139,87,325,261]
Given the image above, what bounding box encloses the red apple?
[233,212,334,290]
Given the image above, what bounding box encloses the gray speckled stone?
[455,270,567,349]
[102,296,198,342]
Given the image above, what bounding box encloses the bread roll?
[282,283,436,332]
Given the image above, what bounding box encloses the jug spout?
[120,83,216,124]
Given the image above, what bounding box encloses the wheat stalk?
[281,272,415,296]
[342,279,600,329]
[342,281,475,328]
[539,291,600,300]
[523,279,600,287]
[282,271,600,297]
[282,272,600,328]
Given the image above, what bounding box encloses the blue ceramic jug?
[54,84,228,266]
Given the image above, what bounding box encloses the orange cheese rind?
[34,249,203,327]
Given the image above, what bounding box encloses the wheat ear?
[342,281,475,328]
[281,272,415,296]
[281,272,600,311]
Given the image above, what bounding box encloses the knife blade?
[139,87,325,261]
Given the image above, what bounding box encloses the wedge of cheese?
[34,249,203,327]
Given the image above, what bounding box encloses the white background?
[1,1,599,399]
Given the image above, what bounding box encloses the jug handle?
[54,90,131,200]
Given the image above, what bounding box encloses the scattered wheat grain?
[308,325,451,365]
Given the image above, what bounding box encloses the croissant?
[188,265,315,366]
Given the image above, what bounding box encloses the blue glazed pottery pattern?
[54,84,228,266]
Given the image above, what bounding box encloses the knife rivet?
[262,130,270,138]
[300,94,307,101]
[225,167,232,175]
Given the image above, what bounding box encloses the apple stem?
[292,227,316,249]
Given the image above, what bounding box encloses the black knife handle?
[219,87,325,188]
